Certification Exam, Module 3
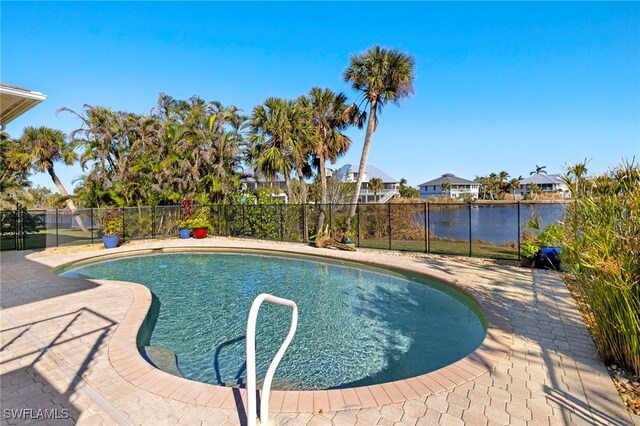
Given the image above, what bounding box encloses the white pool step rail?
[246,293,298,426]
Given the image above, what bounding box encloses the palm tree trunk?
[347,102,377,226]
[317,153,327,232]
[297,167,308,242]
[284,172,294,203]
[47,167,89,233]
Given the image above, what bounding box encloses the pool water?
[61,251,486,390]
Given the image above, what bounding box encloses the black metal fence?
[1,202,565,260]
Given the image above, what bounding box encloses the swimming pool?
[60,250,486,391]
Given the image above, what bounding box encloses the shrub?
[189,207,213,231]
[562,160,640,375]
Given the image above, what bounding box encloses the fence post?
[329,204,333,236]
[260,204,264,239]
[388,203,392,251]
[152,206,156,239]
[302,204,307,243]
[427,202,431,253]
[55,208,59,247]
[90,208,94,244]
[356,203,360,247]
[280,204,284,241]
[517,201,521,260]
[121,207,126,243]
[468,202,472,257]
[423,202,427,253]
[15,203,21,251]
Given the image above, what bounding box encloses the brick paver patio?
[1,238,638,425]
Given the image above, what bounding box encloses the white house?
[517,174,570,198]
[335,164,400,203]
[418,173,481,199]
[239,167,289,203]
[0,82,47,129]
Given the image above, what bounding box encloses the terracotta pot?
[192,228,208,239]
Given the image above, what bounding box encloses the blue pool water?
[60,251,486,390]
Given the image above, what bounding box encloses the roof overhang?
[0,83,47,128]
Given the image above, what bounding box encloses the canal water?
[420,203,565,245]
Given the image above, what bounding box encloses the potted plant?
[535,224,563,270]
[520,238,540,267]
[189,207,212,239]
[178,199,193,239]
[101,208,122,249]
[342,230,357,248]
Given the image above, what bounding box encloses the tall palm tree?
[368,177,384,202]
[343,45,415,224]
[16,126,88,232]
[301,87,358,230]
[530,165,547,175]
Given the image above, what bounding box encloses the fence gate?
[0,205,48,251]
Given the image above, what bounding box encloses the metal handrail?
[246,293,298,426]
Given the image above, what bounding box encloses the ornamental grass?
[561,160,640,375]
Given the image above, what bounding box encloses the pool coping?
[48,241,513,413]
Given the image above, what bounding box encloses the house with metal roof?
[418,173,481,199]
[517,174,570,198]
[0,83,47,130]
[335,164,399,203]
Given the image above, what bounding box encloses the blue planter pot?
[102,235,119,249]
[535,246,562,270]
[179,228,191,239]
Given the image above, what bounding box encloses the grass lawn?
[358,238,519,260]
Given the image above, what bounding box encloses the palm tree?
[368,177,384,202]
[343,45,415,224]
[507,177,521,200]
[530,165,547,175]
[249,97,314,203]
[301,87,358,230]
[567,159,590,197]
[441,182,452,198]
[16,126,88,232]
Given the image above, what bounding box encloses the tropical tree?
[368,177,384,201]
[507,177,521,200]
[14,126,88,231]
[248,97,314,203]
[300,87,358,230]
[530,165,547,175]
[0,134,32,209]
[343,45,415,224]
[398,178,419,198]
[566,159,590,198]
[441,182,452,198]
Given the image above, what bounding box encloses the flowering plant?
[101,209,122,237]
[178,199,193,229]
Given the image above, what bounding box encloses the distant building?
[418,173,481,199]
[335,164,400,203]
[240,167,288,203]
[517,174,570,198]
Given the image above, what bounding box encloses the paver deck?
[1,238,637,425]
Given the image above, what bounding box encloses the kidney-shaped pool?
[60,250,486,391]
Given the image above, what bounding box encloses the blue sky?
[2,1,639,193]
